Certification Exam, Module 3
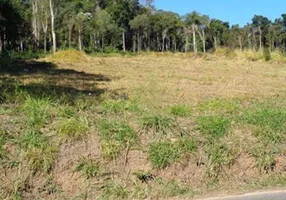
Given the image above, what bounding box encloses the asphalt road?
[200,191,286,200]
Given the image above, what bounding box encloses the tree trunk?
[102,36,104,52]
[259,26,262,51]
[50,0,56,54]
[162,34,165,52]
[78,29,82,51]
[185,35,188,54]
[133,35,136,53]
[248,34,251,50]
[238,35,242,51]
[202,29,206,53]
[44,32,47,53]
[213,36,217,50]
[192,25,197,57]
[137,31,141,53]
[122,31,126,52]
[68,27,72,48]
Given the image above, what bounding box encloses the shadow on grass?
[0,60,117,104]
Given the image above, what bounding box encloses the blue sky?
[154,0,286,26]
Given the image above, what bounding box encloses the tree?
[185,11,201,56]
[50,0,56,54]
[130,14,150,53]
[252,15,271,51]
[210,19,229,50]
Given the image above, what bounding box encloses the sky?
[154,0,286,26]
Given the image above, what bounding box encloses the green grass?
[74,157,101,179]
[149,138,198,169]
[57,116,89,139]
[199,99,240,114]
[251,142,279,173]
[140,114,175,134]
[22,96,53,128]
[13,130,48,150]
[100,181,129,200]
[149,141,181,169]
[57,105,77,118]
[169,104,192,117]
[197,116,231,138]
[100,98,141,114]
[98,119,137,159]
[155,179,191,198]
[0,129,8,159]
[243,106,286,133]
[205,143,234,180]
[12,129,57,173]
[25,146,57,173]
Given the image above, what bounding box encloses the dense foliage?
[1,0,286,54]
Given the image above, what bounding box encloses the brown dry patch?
[53,134,101,197]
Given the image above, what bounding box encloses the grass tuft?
[74,157,101,179]
[140,115,175,134]
[22,96,52,128]
[169,104,192,117]
[100,181,129,199]
[197,116,231,138]
[149,141,181,169]
[98,119,137,159]
[57,116,89,139]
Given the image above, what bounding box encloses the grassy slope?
[0,50,286,199]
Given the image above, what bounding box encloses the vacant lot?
[1,51,286,199]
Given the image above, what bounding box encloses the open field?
[1,51,286,199]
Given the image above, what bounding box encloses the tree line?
[1,0,286,56]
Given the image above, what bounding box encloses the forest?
[1,0,286,55]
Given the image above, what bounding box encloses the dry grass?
[45,52,286,104]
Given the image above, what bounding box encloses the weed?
[22,96,52,128]
[149,141,180,169]
[98,119,137,159]
[197,116,231,138]
[140,115,175,134]
[169,104,192,117]
[74,157,101,179]
[57,116,89,139]
[100,181,129,199]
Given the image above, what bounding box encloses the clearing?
[0,51,286,199]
